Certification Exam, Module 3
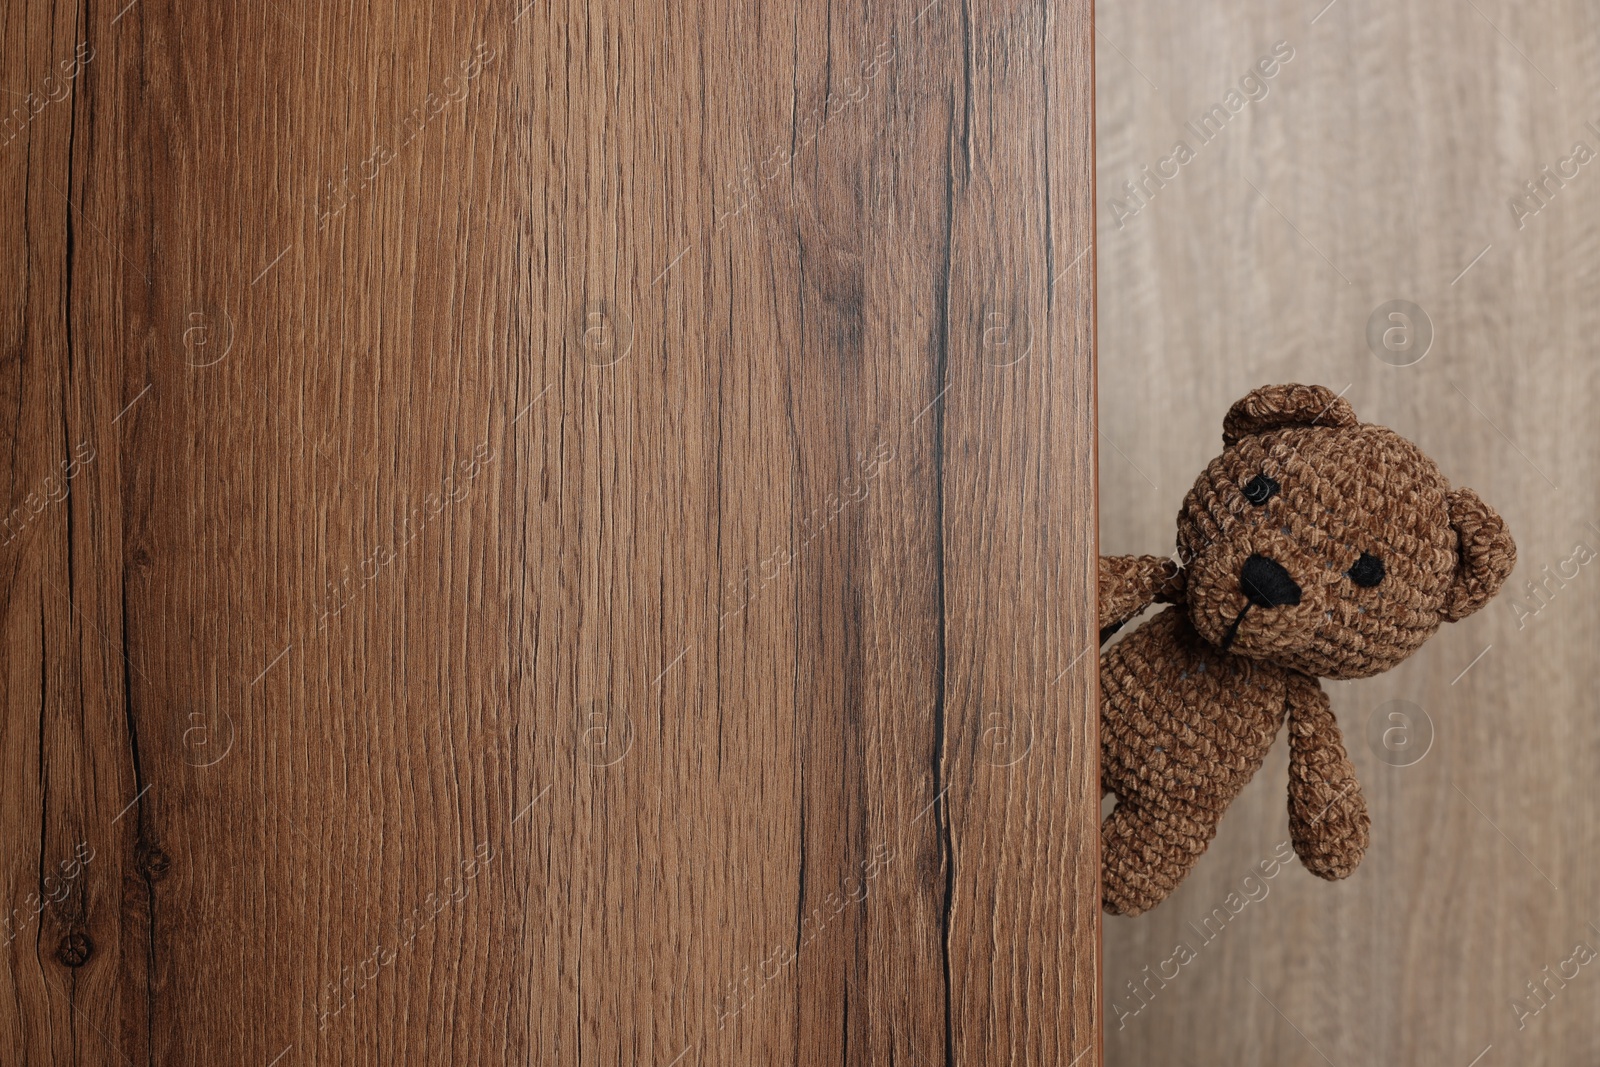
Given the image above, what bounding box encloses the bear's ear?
[1441,487,1516,622]
[1222,383,1359,446]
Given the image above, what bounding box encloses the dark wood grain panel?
[0,0,1098,1062]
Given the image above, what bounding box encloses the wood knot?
[137,843,170,881]
[57,931,93,968]
[129,547,153,569]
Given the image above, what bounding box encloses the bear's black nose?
[1240,553,1302,608]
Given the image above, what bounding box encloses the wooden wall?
[1097,0,1600,1063]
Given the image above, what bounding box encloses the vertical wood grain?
[0,0,1098,1062]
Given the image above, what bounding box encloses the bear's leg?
[1101,796,1217,916]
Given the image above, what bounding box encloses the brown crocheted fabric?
[1100,384,1517,916]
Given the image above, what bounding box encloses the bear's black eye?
[1348,552,1385,588]
[1242,473,1280,506]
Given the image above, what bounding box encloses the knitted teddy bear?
[1099,383,1516,916]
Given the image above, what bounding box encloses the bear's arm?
[1098,555,1185,643]
[1285,672,1371,880]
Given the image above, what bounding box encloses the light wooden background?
[1097,0,1600,1063]
[0,0,1100,1063]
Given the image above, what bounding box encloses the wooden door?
[0,0,1100,1063]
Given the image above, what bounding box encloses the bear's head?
[1175,383,1517,679]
